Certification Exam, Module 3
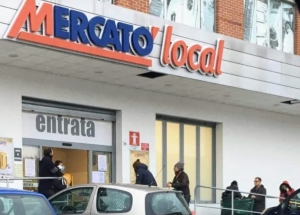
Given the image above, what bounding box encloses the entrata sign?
[160,25,225,77]
[5,0,225,77]
[6,0,159,67]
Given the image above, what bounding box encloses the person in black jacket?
[222,180,243,200]
[132,159,157,186]
[167,162,190,204]
[53,160,67,194]
[38,148,63,198]
[248,177,267,214]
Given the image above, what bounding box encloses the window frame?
[243,0,296,53]
[96,187,133,213]
[148,0,216,32]
[156,115,217,204]
[49,187,95,214]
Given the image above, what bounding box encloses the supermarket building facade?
[0,0,300,213]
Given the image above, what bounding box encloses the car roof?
[0,187,45,197]
[75,183,182,193]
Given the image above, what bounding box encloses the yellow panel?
[130,150,149,184]
[155,121,163,187]
[200,127,213,201]
[166,122,180,183]
[184,124,196,200]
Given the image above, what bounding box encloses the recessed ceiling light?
[223,94,230,97]
[94,71,103,74]
[273,104,279,106]
[9,54,18,58]
[165,84,172,87]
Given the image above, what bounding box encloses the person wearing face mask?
[38,148,63,198]
[53,160,67,193]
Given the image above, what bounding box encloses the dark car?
[0,187,56,215]
[262,188,300,215]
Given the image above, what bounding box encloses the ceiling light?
[165,84,172,87]
[223,94,230,97]
[9,54,18,57]
[94,71,103,74]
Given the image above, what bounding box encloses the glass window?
[149,0,215,31]
[200,126,213,201]
[50,187,94,214]
[155,121,163,187]
[166,122,180,182]
[96,188,132,213]
[287,191,300,212]
[145,192,191,215]
[244,0,294,53]
[0,194,54,215]
[184,124,196,200]
[23,146,39,191]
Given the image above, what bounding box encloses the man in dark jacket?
[38,148,63,198]
[248,177,267,214]
[167,162,190,205]
[133,159,157,186]
[53,160,67,194]
[222,180,243,200]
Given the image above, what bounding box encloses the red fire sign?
[141,143,149,151]
[129,131,140,146]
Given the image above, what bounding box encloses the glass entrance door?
[92,152,112,183]
[23,145,40,191]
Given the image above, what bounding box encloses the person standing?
[222,180,243,200]
[248,177,267,214]
[38,148,63,198]
[53,160,67,194]
[132,159,157,186]
[279,181,295,203]
[167,162,190,205]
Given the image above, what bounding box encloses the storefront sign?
[36,114,95,137]
[6,0,158,67]
[23,112,113,146]
[160,25,225,77]
[5,0,225,78]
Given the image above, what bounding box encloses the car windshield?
[0,194,54,215]
[145,191,192,215]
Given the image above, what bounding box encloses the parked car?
[48,183,192,215]
[262,188,300,215]
[0,187,56,215]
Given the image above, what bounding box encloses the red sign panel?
[141,143,149,151]
[129,131,140,146]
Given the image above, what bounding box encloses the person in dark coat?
[38,148,63,198]
[167,162,190,205]
[248,177,267,214]
[53,160,67,194]
[132,159,157,186]
[279,180,295,203]
[222,180,243,200]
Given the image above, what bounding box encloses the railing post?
[231,190,234,215]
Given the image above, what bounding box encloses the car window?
[145,192,191,215]
[50,187,94,215]
[96,188,132,213]
[0,194,54,215]
[288,191,300,212]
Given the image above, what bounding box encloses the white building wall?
[0,65,299,212]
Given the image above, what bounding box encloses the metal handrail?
[0,177,69,189]
[194,185,282,215]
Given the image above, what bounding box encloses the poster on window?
[149,0,164,17]
[282,2,294,54]
[0,138,13,178]
[269,0,282,50]
[244,0,256,43]
[201,0,214,31]
[256,0,268,47]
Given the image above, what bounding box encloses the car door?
[281,189,300,215]
[90,187,133,215]
[49,186,95,215]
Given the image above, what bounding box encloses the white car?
[48,183,192,215]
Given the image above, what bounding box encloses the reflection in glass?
[244,0,256,43]
[150,0,164,17]
[256,0,268,47]
[282,2,294,54]
[269,0,282,50]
